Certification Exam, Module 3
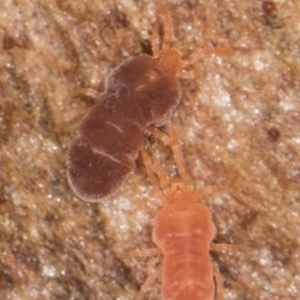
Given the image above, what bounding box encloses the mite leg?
[151,24,160,58]
[135,266,161,300]
[213,264,224,300]
[126,248,162,257]
[56,107,88,133]
[140,149,160,188]
[157,4,173,50]
[140,149,168,202]
[178,69,199,80]
[61,107,88,123]
[146,126,171,145]
[210,243,238,253]
[146,126,192,187]
[210,243,238,300]
[168,126,192,187]
[71,87,101,99]
[182,47,235,68]
[56,87,101,132]
[195,185,218,201]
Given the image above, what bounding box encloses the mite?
[67,6,233,202]
[136,126,223,300]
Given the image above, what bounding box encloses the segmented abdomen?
[152,203,216,300]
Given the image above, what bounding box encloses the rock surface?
[0,0,299,299]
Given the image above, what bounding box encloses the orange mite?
[66,5,233,202]
[136,127,225,300]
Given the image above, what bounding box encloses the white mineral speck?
[42,265,57,278]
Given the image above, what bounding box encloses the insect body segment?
[139,127,219,300]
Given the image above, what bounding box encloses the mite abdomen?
[79,102,144,158]
[153,202,216,300]
[162,252,214,300]
[67,136,135,201]
[67,55,181,201]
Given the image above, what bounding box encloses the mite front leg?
[157,4,173,51]
[146,126,192,188]
[168,126,192,188]
[140,149,167,202]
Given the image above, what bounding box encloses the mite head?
[153,4,234,80]
[165,179,195,210]
[156,47,184,76]
[151,5,186,78]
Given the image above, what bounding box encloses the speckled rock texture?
[0,0,299,299]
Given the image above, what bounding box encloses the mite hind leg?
[135,266,161,300]
[210,243,238,253]
[213,264,224,300]
[56,88,101,132]
[210,243,239,300]
[125,236,162,300]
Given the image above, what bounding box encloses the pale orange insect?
[135,126,227,300]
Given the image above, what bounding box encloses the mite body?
[153,198,216,300]
[138,127,221,300]
[67,53,180,201]
[67,6,233,202]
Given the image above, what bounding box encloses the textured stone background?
[0,0,300,299]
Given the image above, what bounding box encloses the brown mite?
[66,5,233,202]
[135,126,231,300]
